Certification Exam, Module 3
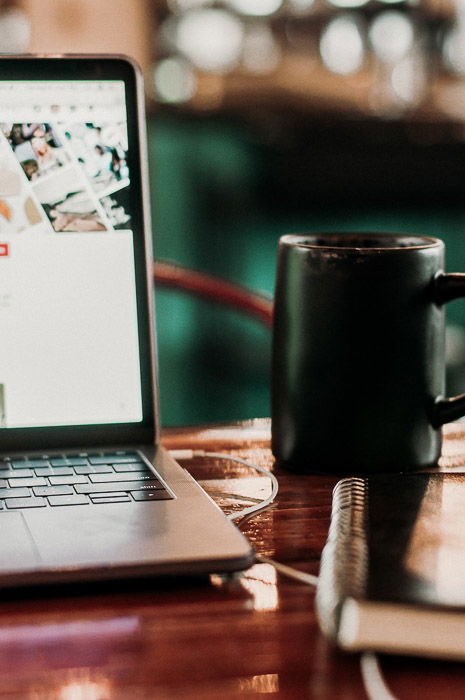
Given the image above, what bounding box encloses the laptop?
[0,54,254,587]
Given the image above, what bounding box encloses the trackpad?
[0,512,41,569]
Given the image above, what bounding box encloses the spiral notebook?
[316,472,465,660]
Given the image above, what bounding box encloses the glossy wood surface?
[1,420,465,699]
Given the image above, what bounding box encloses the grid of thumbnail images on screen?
[0,120,130,240]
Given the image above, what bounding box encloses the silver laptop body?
[0,55,254,587]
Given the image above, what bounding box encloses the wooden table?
[1,420,465,699]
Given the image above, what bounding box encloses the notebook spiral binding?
[315,477,368,639]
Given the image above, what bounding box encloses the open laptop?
[0,54,254,587]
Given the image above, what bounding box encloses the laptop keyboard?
[0,451,173,509]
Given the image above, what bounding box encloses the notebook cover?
[316,473,465,644]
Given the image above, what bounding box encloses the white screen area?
[0,80,143,428]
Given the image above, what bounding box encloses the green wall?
[148,115,465,426]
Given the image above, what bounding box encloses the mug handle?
[433,273,465,426]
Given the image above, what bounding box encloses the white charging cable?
[169,449,279,523]
[169,448,398,700]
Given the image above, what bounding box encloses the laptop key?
[48,494,90,507]
[49,457,68,467]
[132,490,173,501]
[35,466,74,476]
[24,459,50,468]
[0,468,34,478]
[74,465,114,475]
[89,454,140,465]
[75,479,161,494]
[6,497,46,509]
[49,475,89,485]
[90,494,132,504]
[8,477,47,488]
[60,457,89,466]
[10,459,29,469]
[89,472,153,483]
[33,485,74,497]
[0,487,30,498]
[113,463,148,473]
[88,491,127,499]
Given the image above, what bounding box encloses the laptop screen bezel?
[0,55,157,451]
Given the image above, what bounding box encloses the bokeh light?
[227,0,283,17]
[153,56,197,103]
[391,55,424,105]
[326,0,369,9]
[320,14,365,75]
[368,11,415,64]
[242,24,280,74]
[168,0,209,12]
[175,8,244,73]
[0,7,31,53]
[288,0,315,13]
[444,24,465,76]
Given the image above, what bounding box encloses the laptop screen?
[0,58,155,447]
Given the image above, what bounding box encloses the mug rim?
[280,233,442,251]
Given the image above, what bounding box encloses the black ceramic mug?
[272,233,465,473]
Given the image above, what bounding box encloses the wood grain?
[0,419,464,698]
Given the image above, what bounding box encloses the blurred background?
[3,0,465,425]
